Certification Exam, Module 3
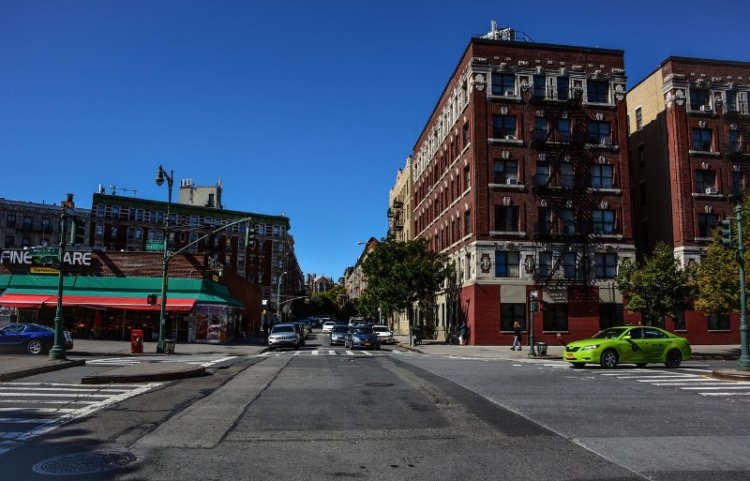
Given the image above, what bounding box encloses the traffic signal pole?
[736,205,750,371]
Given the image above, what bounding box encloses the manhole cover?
[32,451,137,476]
[365,382,394,387]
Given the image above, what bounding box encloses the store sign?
[30,267,60,274]
[0,249,92,267]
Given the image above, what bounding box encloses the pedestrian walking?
[459,321,468,346]
[512,320,522,350]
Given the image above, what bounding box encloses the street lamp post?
[276,271,288,324]
[528,289,539,358]
[155,165,174,354]
[48,199,72,361]
[736,204,750,370]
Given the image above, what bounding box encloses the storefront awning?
[0,293,53,309]
[48,295,197,312]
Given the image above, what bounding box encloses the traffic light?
[244,223,256,249]
[69,218,86,245]
[147,294,158,305]
[720,218,733,248]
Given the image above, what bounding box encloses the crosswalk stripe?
[700,392,750,396]
[0,393,111,398]
[328,350,336,355]
[312,350,319,356]
[345,350,355,356]
[682,385,750,390]
[0,418,57,424]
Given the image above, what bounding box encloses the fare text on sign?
[0,249,92,267]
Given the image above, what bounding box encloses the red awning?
[45,296,197,312]
[0,293,54,309]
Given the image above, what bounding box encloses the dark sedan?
[344,325,380,350]
[0,323,74,355]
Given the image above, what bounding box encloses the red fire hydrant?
[130,329,144,354]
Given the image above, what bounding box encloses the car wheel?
[636,363,648,368]
[27,339,45,355]
[571,362,586,368]
[295,344,300,350]
[600,349,618,369]
[665,349,682,368]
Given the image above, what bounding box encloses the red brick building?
[411,26,636,345]
[627,56,750,343]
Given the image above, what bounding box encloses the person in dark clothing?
[459,322,468,346]
[512,320,522,350]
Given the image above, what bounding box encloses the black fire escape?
[387,197,404,241]
[528,86,608,287]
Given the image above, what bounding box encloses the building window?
[592,210,615,235]
[494,206,519,232]
[535,160,550,186]
[538,251,552,277]
[532,75,546,99]
[640,182,647,206]
[729,130,742,154]
[95,223,104,238]
[127,227,135,240]
[637,144,645,167]
[560,163,575,188]
[462,122,470,147]
[733,171,745,196]
[22,216,33,230]
[691,128,712,151]
[599,303,623,330]
[543,304,568,331]
[493,160,518,184]
[491,73,516,96]
[587,80,610,103]
[642,220,649,246]
[694,170,716,193]
[557,118,571,143]
[689,88,710,110]
[708,313,730,331]
[698,213,718,238]
[463,166,470,191]
[537,208,552,235]
[6,213,16,228]
[4,236,14,248]
[495,251,520,278]
[594,253,618,279]
[533,118,548,142]
[21,237,31,247]
[562,209,576,235]
[97,205,105,218]
[591,164,613,189]
[635,107,643,131]
[41,218,51,232]
[464,209,471,235]
[501,303,525,332]
[492,115,517,139]
[111,206,120,220]
[588,121,611,144]
[556,76,569,100]
[563,252,577,279]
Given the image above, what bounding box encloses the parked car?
[267,323,300,350]
[345,325,380,350]
[321,321,336,334]
[293,322,307,346]
[329,324,348,346]
[562,326,692,369]
[0,323,74,355]
[371,325,394,344]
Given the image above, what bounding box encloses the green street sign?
[146,240,166,252]
[29,247,60,257]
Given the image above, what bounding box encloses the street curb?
[711,369,750,381]
[80,366,208,384]
[0,360,85,382]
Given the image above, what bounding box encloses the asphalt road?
[2,337,749,481]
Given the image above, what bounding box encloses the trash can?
[163,339,176,354]
[130,329,144,354]
[535,341,548,356]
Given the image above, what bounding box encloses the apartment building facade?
[89,191,303,308]
[627,56,750,343]
[1,196,90,251]
[411,26,636,345]
[388,156,414,242]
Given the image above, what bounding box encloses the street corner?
[711,369,750,382]
[0,357,85,382]
[81,362,208,384]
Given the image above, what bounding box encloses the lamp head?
[155,168,165,186]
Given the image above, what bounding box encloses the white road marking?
[700,392,750,396]
[312,350,319,356]
[681,385,750,390]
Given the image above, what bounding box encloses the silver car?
[329,324,348,346]
[268,323,300,350]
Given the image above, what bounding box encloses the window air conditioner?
[505,135,517,140]
[699,105,712,112]
[504,90,514,96]
[705,187,718,194]
[506,178,518,185]
[599,138,612,146]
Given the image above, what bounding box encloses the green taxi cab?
[562,326,691,369]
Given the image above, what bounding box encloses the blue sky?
[2,0,749,279]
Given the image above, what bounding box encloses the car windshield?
[353,327,373,335]
[372,326,388,332]
[333,326,348,333]
[271,325,294,333]
[591,327,628,339]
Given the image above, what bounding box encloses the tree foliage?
[691,195,750,315]
[361,238,454,321]
[616,241,690,327]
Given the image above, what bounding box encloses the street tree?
[616,241,690,327]
[361,238,454,326]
